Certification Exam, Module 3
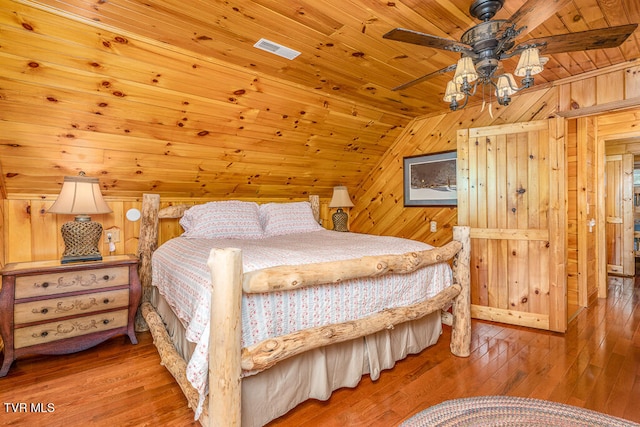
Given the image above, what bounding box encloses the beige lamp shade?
[495,73,518,98]
[329,186,353,232]
[515,47,544,77]
[453,56,478,84]
[443,80,464,103]
[49,173,112,263]
[48,175,112,216]
[328,186,354,208]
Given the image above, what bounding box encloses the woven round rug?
[401,396,640,427]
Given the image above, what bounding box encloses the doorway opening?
[604,139,640,286]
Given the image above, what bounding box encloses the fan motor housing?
[461,20,505,73]
[382,0,638,93]
[461,20,504,50]
[469,0,505,21]
[475,57,499,78]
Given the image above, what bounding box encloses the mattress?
[151,230,453,422]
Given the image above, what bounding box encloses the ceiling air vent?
[253,38,301,60]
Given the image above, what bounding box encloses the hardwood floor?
[1,276,638,426]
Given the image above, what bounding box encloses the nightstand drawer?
[1,255,141,377]
[14,289,130,324]
[14,309,129,349]
[14,266,130,299]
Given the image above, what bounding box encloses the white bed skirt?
[152,288,443,427]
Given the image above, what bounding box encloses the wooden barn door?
[457,119,567,332]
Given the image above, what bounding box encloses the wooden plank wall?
[0,1,411,199]
[566,119,579,309]
[2,63,640,267]
[1,197,332,265]
[578,117,598,306]
[3,198,142,265]
[566,116,598,315]
[599,110,640,143]
[349,87,559,245]
[351,63,640,243]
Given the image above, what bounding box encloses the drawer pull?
[102,319,110,325]
[41,331,48,337]
[42,282,50,288]
[41,308,48,314]
[103,298,110,304]
[103,275,110,281]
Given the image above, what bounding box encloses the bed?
[135,194,471,426]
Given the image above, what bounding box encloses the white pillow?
[180,201,263,239]
[260,202,323,236]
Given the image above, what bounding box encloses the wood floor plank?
[0,277,638,426]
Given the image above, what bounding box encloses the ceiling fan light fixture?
[495,73,518,105]
[515,47,543,77]
[443,80,465,102]
[496,73,517,96]
[382,1,637,115]
[453,57,479,84]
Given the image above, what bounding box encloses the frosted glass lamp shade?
[48,174,112,263]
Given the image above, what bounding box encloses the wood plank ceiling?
[0,0,639,199]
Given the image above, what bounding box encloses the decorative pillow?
[180,201,264,239]
[260,201,323,236]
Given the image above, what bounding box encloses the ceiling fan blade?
[383,28,472,54]
[514,23,638,55]
[391,64,458,91]
[505,0,572,37]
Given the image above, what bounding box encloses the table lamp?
[48,172,112,263]
[329,185,354,232]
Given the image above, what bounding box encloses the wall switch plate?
[430,221,437,232]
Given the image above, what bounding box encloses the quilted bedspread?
[151,230,453,418]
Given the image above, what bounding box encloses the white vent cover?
[253,38,301,60]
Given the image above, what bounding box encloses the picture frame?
[403,150,457,206]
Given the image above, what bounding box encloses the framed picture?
[403,150,457,206]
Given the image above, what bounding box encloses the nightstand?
[0,255,141,377]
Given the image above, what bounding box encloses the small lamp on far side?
[48,172,113,263]
[329,185,354,232]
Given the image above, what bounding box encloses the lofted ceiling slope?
[0,0,639,199]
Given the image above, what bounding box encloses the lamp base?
[332,208,349,232]
[60,219,103,264]
[61,254,103,264]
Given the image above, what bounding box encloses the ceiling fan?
[383,0,638,111]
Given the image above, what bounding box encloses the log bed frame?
[134,193,471,426]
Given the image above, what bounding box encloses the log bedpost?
[450,225,471,357]
[135,193,160,332]
[309,194,321,225]
[208,247,243,427]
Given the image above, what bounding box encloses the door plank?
[458,119,566,332]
